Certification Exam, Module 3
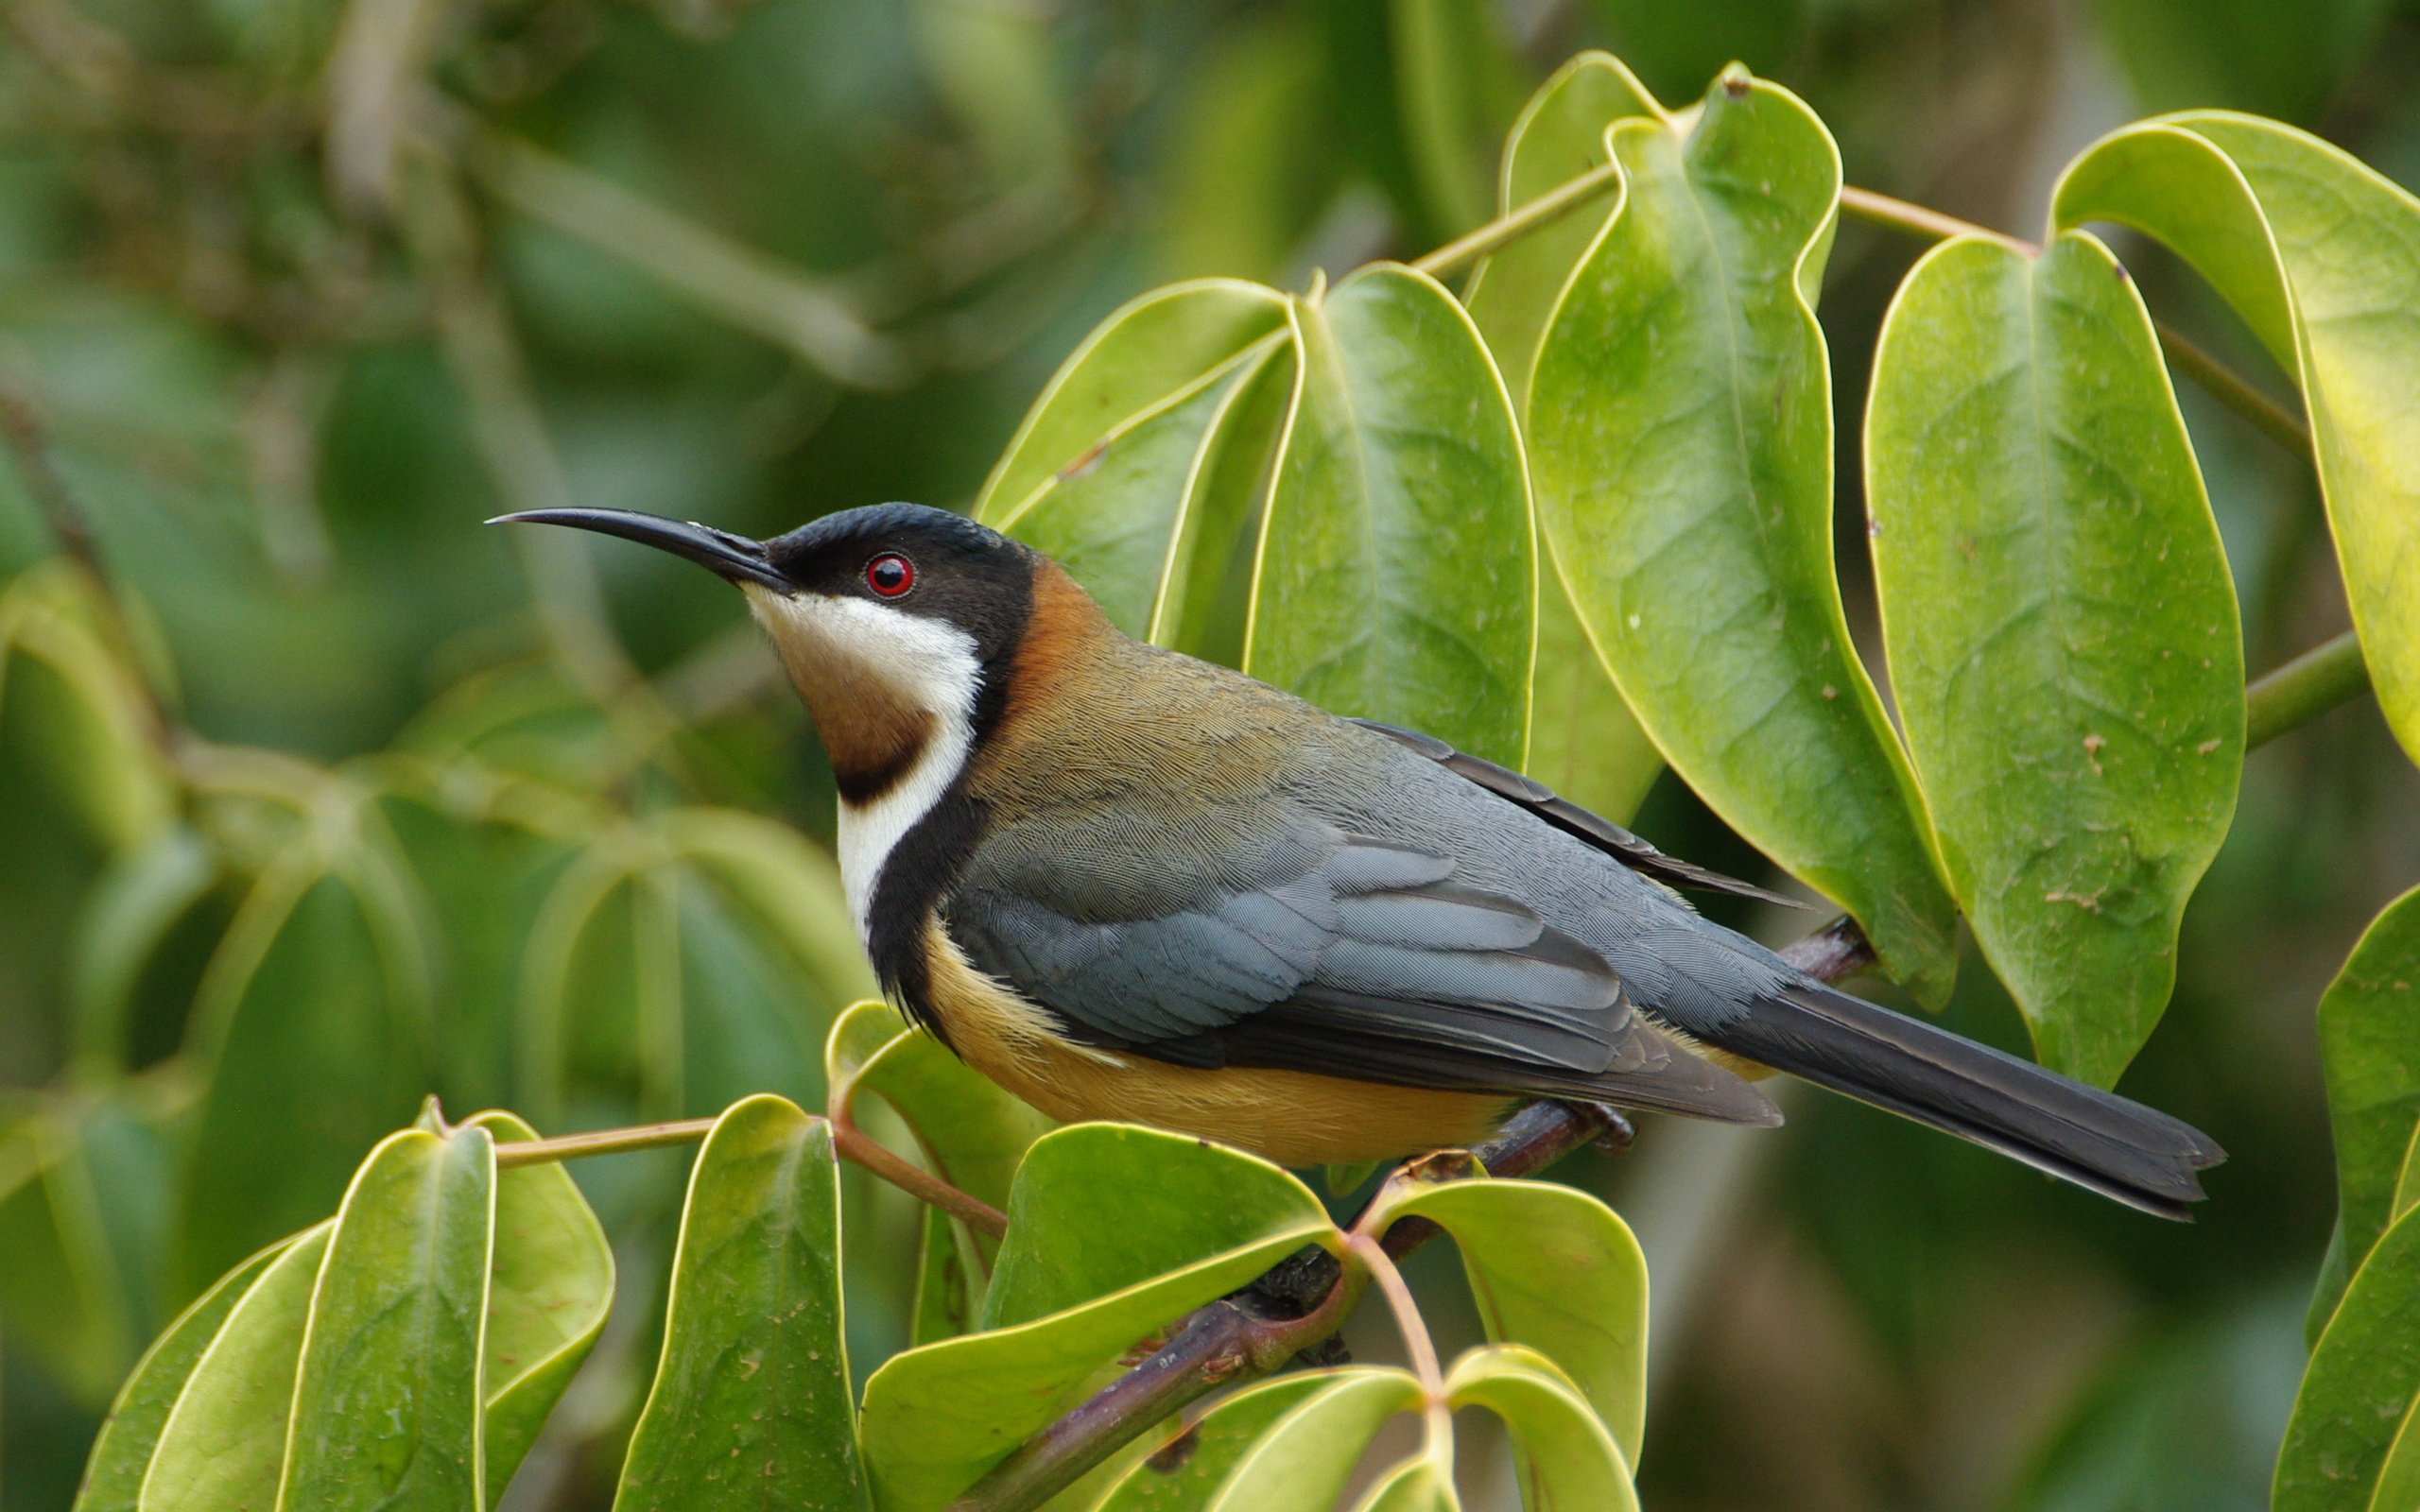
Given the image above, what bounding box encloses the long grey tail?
[1697,983,2226,1219]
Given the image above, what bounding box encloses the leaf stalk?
[2247,630,2370,749]
[1409,161,1623,279]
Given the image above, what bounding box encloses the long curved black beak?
[489,507,790,593]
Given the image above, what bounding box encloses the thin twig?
[1836,185,2314,461]
[2246,630,2369,749]
[488,1110,1011,1238]
[947,918,1876,1512]
[1409,161,1623,280]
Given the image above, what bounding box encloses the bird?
[495,502,2225,1219]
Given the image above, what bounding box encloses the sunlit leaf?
[72,1236,293,1512]
[1093,1375,1332,1512]
[1374,1177,1648,1466]
[463,1111,613,1506]
[1349,1453,1460,1512]
[1248,264,1535,766]
[614,1093,869,1512]
[1527,68,1959,1005]
[139,1223,333,1512]
[1443,1345,1637,1512]
[2309,885,2420,1335]
[1865,230,2243,1086]
[860,1125,1340,1512]
[2054,114,2420,769]
[1200,1369,1424,1512]
[983,1124,1334,1329]
[282,1125,494,1511]
[975,281,1291,532]
[2276,1204,2420,1512]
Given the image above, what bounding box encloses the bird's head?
[493,504,1056,817]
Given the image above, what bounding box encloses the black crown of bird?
[497,502,2225,1219]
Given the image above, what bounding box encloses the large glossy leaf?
[976,280,1289,524]
[982,1124,1335,1329]
[1444,1346,1637,1512]
[464,1111,613,1506]
[2054,114,2420,768]
[860,1125,1340,1512]
[178,822,432,1295]
[1463,52,1662,410]
[2275,1205,2420,1512]
[2310,886,2420,1334]
[281,1125,495,1511]
[1864,230,2243,1087]
[614,1094,869,1512]
[74,1236,293,1512]
[1376,1177,1649,1467]
[1092,1375,1332,1512]
[1527,70,1958,1005]
[140,1224,333,1512]
[1201,1369,1424,1512]
[1247,264,1535,766]
[1462,56,1668,825]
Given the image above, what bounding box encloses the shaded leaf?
[909,1202,973,1348]
[1865,230,2242,1086]
[0,1106,134,1405]
[177,851,431,1297]
[1248,264,1535,766]
[0,560,176,855]
[2054,114,2420,769]
[613,1094,869,1512]
[1525,558,1665,826]
[2091,0,2393,126]
[139,1224,333,1512]
[1093,1376,1332,1512]
[69,828,219,1074]
[1390,0,1527,239]
[1201,1370,1423,1512]
[281,1125,495,1511]
[849,1019,1054,1262]
[1443,1344,1637,1512]
[860,1126,1340,1512]
[2276,1205,2420,1512]
[2310,885,2420,1334]
[1527,68,1959,1005]
[1376,1177,1648,1466]
[73,1236,293,1512]
[464,1110,613,1507]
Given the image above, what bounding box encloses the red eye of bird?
[866,553,915,598]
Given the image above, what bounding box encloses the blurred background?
[2,0,2417,1507]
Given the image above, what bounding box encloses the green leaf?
[2089,0,2392,126]
[1092,1376,1332,1512]
[140,1223,333,1512]
[909,1203,974,1347]
[2053,114,2420,769]
[280,1125,496,1512]
[0,560,178,855]
[177,854,431,1297]
[982,1124,1335,1330]
[847,1019,1055,1239]
[462,1111,613,1507]
[1247,264,1536,766]
[614,1094,869,1512]
[1443,1345,1637,1512]
[2276,1205,2420,1512]
[2309,886,2420,1333]
[1376,1177,1648,1467]
[1349,1454,1460,1512]
[1527,68,1959,1005]
[991,335,1290,643]
[69,827,219,1074]
[0,1107,134,1404]
[1463,51,1663,410]
[73,1236,294,1512]
[1584,0,1803,109]
[1863,230,2244,1087]
[1199,1370,1424,1512]
[1389,0,1527,239]
[1526,558,1665,826]
[2375,1390,2420,1512]
[860,1126,1340,1512]
[652,806,877,1017]
[974,280,1291,531]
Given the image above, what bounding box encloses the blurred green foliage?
[2,0,2418,1508]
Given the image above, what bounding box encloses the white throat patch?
[742,587,983,938]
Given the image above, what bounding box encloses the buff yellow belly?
[920,919,1515,1167]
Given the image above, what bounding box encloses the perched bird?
[497,503,2224,1218]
